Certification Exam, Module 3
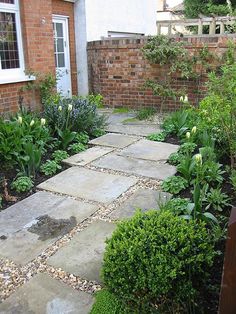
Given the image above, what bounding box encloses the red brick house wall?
[87,35,236,110]
[0,0,77,115]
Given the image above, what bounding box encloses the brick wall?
[87,35,236,110]
[0,0,77,115]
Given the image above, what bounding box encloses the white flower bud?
[195,154,202,165]
[186,132,191,139]
[191,126,197,134]
[58,105,62,112]
[18,116,23,124]
[41,118,46,126]
[68,104,73,112]
[30,120,35,127]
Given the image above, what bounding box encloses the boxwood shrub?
[102,210,216,313]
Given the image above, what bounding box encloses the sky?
[166,0,183,7]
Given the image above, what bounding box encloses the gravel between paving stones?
[0,123,166,303]
[0,176,161,301]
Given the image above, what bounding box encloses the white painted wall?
[85,0,157,41]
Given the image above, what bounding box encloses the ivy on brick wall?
[142,35,217,110]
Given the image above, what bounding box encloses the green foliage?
[40,160,62,176]
[75,132,89,145]
[90,290,129,314]
[136,107,156,120]
[68,142,86,154]
[199,63,236,167]
[177,155,195,183]
[56,128,77,150]
[168,152,183,166]
[161,176,188,194]
[11,176,34,193]
[230,169,236,194]
[204,187,231,212]
[147,131,166,142]
[92,129,106,138]
[160,197,190,215]
[52,150,69,163]
[103,210,216,313]
[184,0,234,18]
[113,107,130,113]
[179,142,197,155]
[86,93,104,108]
[44,97,106,137]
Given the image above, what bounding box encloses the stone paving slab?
[92,154,177,180]
[0,191,97,237]
[0,195,98,264]
[106,124,161,136]
[0,273,94,314]
[109,189,172,219]
[37,167,137,204]
[89,133,139,148]
[48,220,115,283]
[106,112,136,125]
[63,146,114,166]
[119,139,179,161]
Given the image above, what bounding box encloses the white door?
[53,16,72,97]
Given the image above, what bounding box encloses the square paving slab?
[63,146,114,166]
[37,167,137,204]
[48,220,116,283]
[0,273,94,314]
[89,133,139,148]
[0,192,98,264]
[92,154,177,180]
[0,191,97,237]
[109,189,172,219]
[106,124,161,136]
[119,139,179,161]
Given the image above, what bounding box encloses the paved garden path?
[0,110,179,313]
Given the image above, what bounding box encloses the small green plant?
[136,107,156,120]
[90,290,129,314]
[204,187,231,212]
[161,176,188,194]
[40,160,62,176]
[92,129,106,138]
[179,142,197,155]
[68,142,86,154]
[177,155,195,183]
[203,161,225,185]
[230,169,236,194]
[168,152,183,166]
[87,93,104,108]
[103,210,216,313]
[113,107,130,113]
[52,150,69,163]
[147,131,166,142]
[75,132,89,145]
[160,197,190,215]
[11,176,34,193]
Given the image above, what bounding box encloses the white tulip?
[30,120,35,127]
[41,118,46,126]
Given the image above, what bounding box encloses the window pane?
[0,0,15,3]
[0,11,20,69]
[56,23,63,37]
[57,53,65,68]
[57,38,64,53]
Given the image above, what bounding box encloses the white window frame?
[0,0,34,84]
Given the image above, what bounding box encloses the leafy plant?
[204,187,231,212]
[203,161,225,185]
[147,131,166,142]
[40,160,62,176]
[11,176,34,193]
[168,152,183,166]
[75,132,89,145]
[56,128,77,150]
[177,155,195,183]
[161,176,188,194]
[136,107,156,120]
[160,197,190,215]
[44,97,107,137]
[52,150,69,163]
[179,142,197,155]
[103,210,216,313]
[68,142,86,154]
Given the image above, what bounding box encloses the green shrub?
[147,132,166,142]
[52,150,69,163]
[75,132,89,144]
[203,187,231,212]
[161,176,188,194]
[40,160,61,176]
[11,176,34,193]
[68,142,86,154]
[178,142,197,155]
[103,210,216,313]
[90,290,129,314]
[44,97,106,137]
[161,197,190,215]
[168,152,183,166]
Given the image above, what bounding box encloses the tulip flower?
[30,120,35,127]
[195,154,202,165]
[58,105,62,112]
[191,126,197,134]
[186,132,191,139]
[41,118,46,126]
[68,104,73,112]
[18,116,23,124]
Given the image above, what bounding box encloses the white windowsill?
[0,75,36,85]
